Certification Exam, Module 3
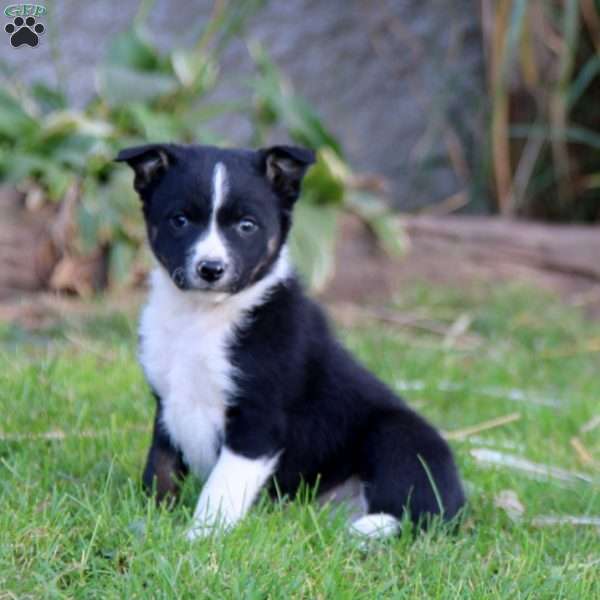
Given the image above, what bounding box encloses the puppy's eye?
[237,217,258,235]
[169,214,189,229]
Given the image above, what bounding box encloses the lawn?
[1,284,599,599]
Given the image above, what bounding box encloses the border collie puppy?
[117,143,465,540]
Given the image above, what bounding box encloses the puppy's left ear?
[259,145,315,204]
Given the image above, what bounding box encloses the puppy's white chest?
[139,272,238,478]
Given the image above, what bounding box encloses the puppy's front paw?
[185,517,229,541]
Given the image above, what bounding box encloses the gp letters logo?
[4,4,46,47]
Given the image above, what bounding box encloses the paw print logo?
[5,16,45,47]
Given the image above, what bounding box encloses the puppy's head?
[116,144,314,294]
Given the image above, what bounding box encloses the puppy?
[117,143,465,540]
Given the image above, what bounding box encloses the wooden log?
[324,213,600,311]
[401,216,600,282]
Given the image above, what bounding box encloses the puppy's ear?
[115,144,174,193]
[259,145,315,204]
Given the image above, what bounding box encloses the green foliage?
[288,202,338,292]
[249,42,343,155]
[248,49,406,287]
[0,3,402,292]
[486,0,600,221]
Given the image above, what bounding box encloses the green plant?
[249,43,406,290]
[0,1,404,294]
[484,0,600,221]
[0,1,268,290]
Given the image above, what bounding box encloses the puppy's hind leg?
[350,513,401,539]
[351,409,465,538]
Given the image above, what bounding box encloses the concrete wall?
[2,0,486,211]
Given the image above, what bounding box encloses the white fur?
[186,447,279,540]
[320,481,401,539]
[187,162,229,281]
[139,248,290,480]
[350,513,400,539]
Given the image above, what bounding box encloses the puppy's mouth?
[172,267,187,289]
[171,266,242,295]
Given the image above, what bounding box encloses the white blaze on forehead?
[212,162,228,213]
[189,162,229,269]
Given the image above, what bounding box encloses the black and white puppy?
[116,143,465,540]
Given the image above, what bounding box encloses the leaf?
[288,202,338,293]
[109,241,137,287]
[210,0,267,54]
[249,43,343,155]
[302,148,348,206]
[125,103,184,141]
[366,214,407,259]
[105,27,163,72]
[0,148,39,181]
[0,148,74,200]
[76,186,102,254]
[347,191,407,258]
[510,124,600,151]
[34,133,104,173]
[30,83,68,114]
[568,55,600,109]
[103,170,145,242]
[41,110,114,139]
[77,171,143,254]
[95,65,179,107]
[501,0,529,82]
[171,49,218,91]
[0,88,38,139]
[42,164,75,200]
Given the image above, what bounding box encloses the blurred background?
[1,0,599,311]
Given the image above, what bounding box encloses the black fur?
[116,144,311,293]
[118,143,465,529]
[226,278,465,522]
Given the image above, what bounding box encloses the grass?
[1,283,599,598]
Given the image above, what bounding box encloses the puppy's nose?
[197,260,226,283]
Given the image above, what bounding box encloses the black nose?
[197,260,225,283]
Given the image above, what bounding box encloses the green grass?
[1,284,599,599]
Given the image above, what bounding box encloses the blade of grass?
[550,0,579,207]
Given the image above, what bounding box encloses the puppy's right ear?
[115,144,174,193]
